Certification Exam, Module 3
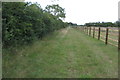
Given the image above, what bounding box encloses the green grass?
[3,27,118,78]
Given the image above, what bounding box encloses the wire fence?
[78,26,120,50]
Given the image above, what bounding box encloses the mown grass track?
[3,27,118,78]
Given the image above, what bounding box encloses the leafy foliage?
[2,2,67,48]
[45,4,66,19]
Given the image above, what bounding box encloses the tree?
[45,4,66,19]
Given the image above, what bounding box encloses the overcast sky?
[25,0,120,25]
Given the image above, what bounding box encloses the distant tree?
[67,22,77,26]
[85,22,116,27]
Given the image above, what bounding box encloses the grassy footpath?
[3,27,118,78]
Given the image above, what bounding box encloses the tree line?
[84,22,120,27]
[2,2,67,48]
[66,21,120,27]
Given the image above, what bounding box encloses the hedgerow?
[2,2,67,48]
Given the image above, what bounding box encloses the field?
[3,27,118,78]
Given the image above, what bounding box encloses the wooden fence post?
[84,27,86,32]
[105,28,109,45]
[98,27,101,40]
[87,27,88,34]
[87,27,89,35]
[84,27,85,32]
[89,27,91,36]
[88,27,89,35]
[93,27,95,38]
[118,27,120,50]
[85,27,86,32]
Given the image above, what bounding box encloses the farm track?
[3,27,118,78]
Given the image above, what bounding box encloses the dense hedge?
[2,2,67,48]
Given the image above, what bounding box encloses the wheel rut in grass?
[62,28,80,77]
